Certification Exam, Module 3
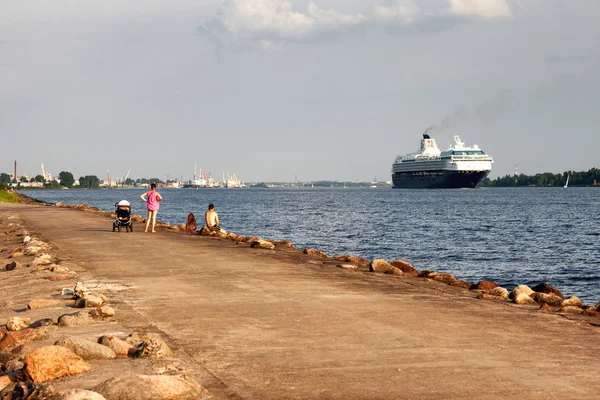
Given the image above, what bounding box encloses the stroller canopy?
[117,200,131,207]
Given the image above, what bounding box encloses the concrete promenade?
[1,203,600,399]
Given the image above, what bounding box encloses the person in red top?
[185,213,197,234]
[140,183,162,233]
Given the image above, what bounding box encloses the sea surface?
[28,187,600,303]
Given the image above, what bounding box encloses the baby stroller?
[113,200,133,232]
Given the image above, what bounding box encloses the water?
[28,187,600,303]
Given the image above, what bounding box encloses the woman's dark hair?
[208,203,214,210]
[187,213,195,223]
[151,183,157,190]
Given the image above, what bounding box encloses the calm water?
[28,187,600,303]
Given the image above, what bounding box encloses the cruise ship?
[391,134,493,189]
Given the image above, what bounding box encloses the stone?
[9,251,25,258]
[509,285,535,299]
[55,337,116,360]
[58,311,95,328]
[513,293,538,305]
[448,280,474,289]
[132,337,173,359]
[418,270,438,278]
[250,240,275,250]
[561,296,583,308]
[23,236,31,243]
[227,232,237,240]
[559,306,583,314]
[60,389,107,400]
[433,273,456,284]
[538,303,553,312]
[369,259,395,274]
[49,265,70,273]
[0,375,12,392]
[478,293,507,301]
[30,318,55,329]
[0,327,50,350]
[533,292,563,307]
[23,241,49,256]
[532,283,564,299]
[2,261,23,272]
[199,226,211,235]
[124,333,143,347]
[61,288,75,296]
[31,254,54,267]
[4,358,24,372]
[98,335,132,356]
[24,345,92,383]
[390,260,419,276]
[27,298,67,310]
[74,281,90,297]
[74,294,105,308]
[89,306,115,320]
[94,374,210,400]
[472,281,499,291]
[6,317,31,332]
[487,287,509,299]
[336,264,359,271]
[275,240,294,248]
[303,248,327,258]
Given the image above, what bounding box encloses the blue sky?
[1,0,598,182]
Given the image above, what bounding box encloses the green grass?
[0,190,21,203]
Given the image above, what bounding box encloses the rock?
[31,254,54,267]
[538,303,553,312]
[89,306,115,320]
[30,318,55,329]
[6,317,31,332]
[478,293,507,301]
[433,273,456,284]
[0,327,50,350]
[390,260,419,276]
[61,288,75,296]
[275,240,294,248]
[23,241,49,256]
[9,251,24,258]
[513,293,538,305]
[4,358,24,372]
[27,298,68,310]
[132,338,173,359]
[369,259,395,273]
[98,335,132,356]
[448,280,474,289]
[199,226,211,235]
[509,285,535,299]
[49,265,70,273]
[533,292,563,307]
[74,294,105,308]
[0,375,12,392]
[227,232,237,240]
[124,333,143,347]
[24,345,92,383]
[74,282,90,297]
[336,264,359,271]
[559,306,583,314]
[58,311,95,327]
[472,281,499,291]
[23,236,31,243]
[418,270,438,278]
[486,287,509,299]
[2,261,23,272]
[60,389,107,400]
[250,240,275,250]
[532,283,564,299]
[93,374,210,400]
[56,202,63,207]
[561,296,583,308]
[55,337,116,360]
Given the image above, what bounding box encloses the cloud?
[199,0,513,53]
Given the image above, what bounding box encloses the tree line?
[482,168,600,187]
[0,171,166,189]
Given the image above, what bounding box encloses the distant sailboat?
[564,174,570,188]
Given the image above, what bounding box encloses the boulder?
[448,280,474,289]
[533,292,563,307]
[303,248,327,258]
[58,311,95,328]
[478,293,507,301]
[250,240,275,250]
[98,335,132,356]
[74,294,105,308]
[94,374,210,400]
[27,298,68,310]
[124,333,144,347]
[559,306,583,314]
[23,236,31,243]
[561,296,583,308]
[538,303,553,312]
[0,327,50,350]
[275,240,294,249]
[472,281,499,291]
[55,337,116,360]
[418,270,438,279]
[369,259,396,274]
[132,338,173,359]
[513,293,538,305]
[2,261,23,272]
[509,285,535,299]
[336,264,359,271]
[49,265,70,273]
[486,287,509,299]
[199,226,211,235]
[60,389,107,400]
[0,375,12,392]
[24,345,92,383]
[9,251,24,258]
[4,358,24,373]
[227,232,238,240]
[6,317,31,332]
[30,318,55,329]
[89,306,115,320]
[31,254,54,267]
[433,273,456,284]
[532,283,564,299]
[391,260,419,276]
[315,250,328,258]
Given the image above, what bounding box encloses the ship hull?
[392,170,489,189]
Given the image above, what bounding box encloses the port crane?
[122,168,131,186]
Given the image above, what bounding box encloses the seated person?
[185,213,197,234]
[205,203,220,231]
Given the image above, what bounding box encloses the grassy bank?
[0,190,21,203]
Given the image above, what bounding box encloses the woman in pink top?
[140,183,163,233]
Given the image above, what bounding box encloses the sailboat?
[564,174,570,188]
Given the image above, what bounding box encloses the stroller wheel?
[117,225,121,232]
[112,223,116,232]
[129,224,133,232]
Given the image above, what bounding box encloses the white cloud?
[449,0,511,19]
[375,1,421,23]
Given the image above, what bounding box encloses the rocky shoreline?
[1,199,599,398]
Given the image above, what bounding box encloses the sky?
[1,0,599,182]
